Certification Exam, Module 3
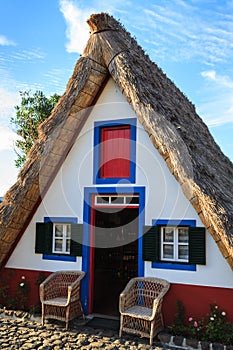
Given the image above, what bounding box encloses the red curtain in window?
[100,125,130,178]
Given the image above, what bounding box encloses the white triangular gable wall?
[6,79,232,287]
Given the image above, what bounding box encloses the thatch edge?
[0,54,109,267]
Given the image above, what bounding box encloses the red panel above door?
[100,125,130,178]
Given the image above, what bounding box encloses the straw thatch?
[0,13,232,270]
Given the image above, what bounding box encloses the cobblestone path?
[0,315,166,350]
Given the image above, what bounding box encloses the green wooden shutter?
[142,225,160,262]
[70,224,83,256]
[35,222,53,254]
[189,227,206,265]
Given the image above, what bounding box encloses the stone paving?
[0,311,168,350]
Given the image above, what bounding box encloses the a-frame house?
[0,13,232,324]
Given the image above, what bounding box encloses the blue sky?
[0,0,233,195]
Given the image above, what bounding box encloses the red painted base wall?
[0,267,51,312]
[163,283,233,325]
[1,268,232,325]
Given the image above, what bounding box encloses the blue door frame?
[81,186,145,315]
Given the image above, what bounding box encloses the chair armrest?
[150,297,162,319]
[40,272,61,301]
[119,292,133,312]
[66,271,85,304]
[40,271,85,303]
[119,278,138,312]
[120,277,137,295]
[151,281,170,319]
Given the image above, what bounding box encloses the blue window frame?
[43,217,78,262]
[151,219,196,271]
[93,118,136,184]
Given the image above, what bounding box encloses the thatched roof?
[0,13,232,270]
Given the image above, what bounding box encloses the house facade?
[0,14,232,325]
[1,78,232,324]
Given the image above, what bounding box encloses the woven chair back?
[50,272,82,298]
[133,278,168,308]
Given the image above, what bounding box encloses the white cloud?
[0,87,20,121]
[10,48,45,61]
[0,88,20,151]
[201,70,233,89]
[144,8,180,27]
[0,149,19,195]
[0,34,16,46]
[198,70,233,126]
[59,0,130,54]
[198,100,233,126]
[0,88,20,194]
[139,1,233,65]
[43,67,72,94]
[0,124,18,152]
[59,0,93,54]
[59,0,233,66]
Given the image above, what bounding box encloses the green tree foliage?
[11,90,60,168]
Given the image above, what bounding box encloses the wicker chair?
[40,270,85,329]
[119,277,170,346]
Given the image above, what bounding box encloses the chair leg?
[65,306,70,330]
[78,301,85,319]
[149,321,155,346]
[41,304,45,326]
[119,315,123,338]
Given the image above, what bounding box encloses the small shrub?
[15,275,30,310]
[171,300,190,337]
[187,316,204,340]
[35,272,46,286]
[170,301,233,345]
[203,304,233,345]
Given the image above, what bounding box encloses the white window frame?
[160,226,189,262]
[52,223,71,254]
[94,195,139,206]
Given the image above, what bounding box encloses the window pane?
[163,244,174,259]
[178,228,189,243]
[163,228,174,242]
[178,245,189,260]
[55,239,63,252]
[126,196,139,204]
[66,225,71,238]
[96,196,109,204]
[111,196,124,204]
[55,225,63,237]
[66,239,71,252]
